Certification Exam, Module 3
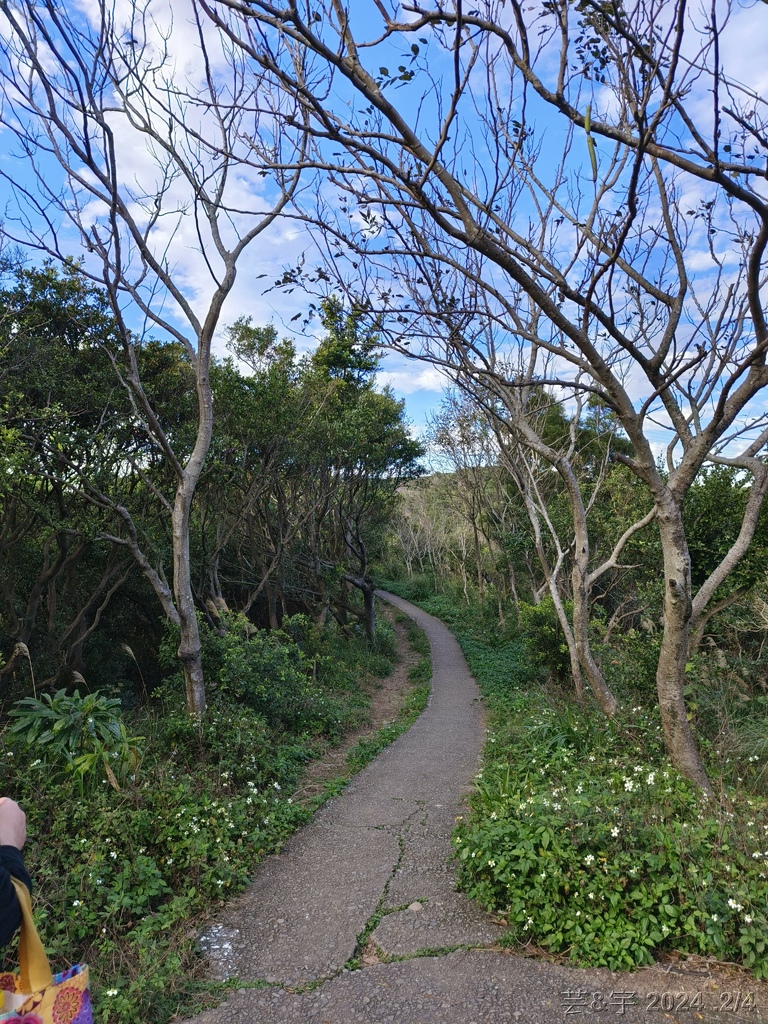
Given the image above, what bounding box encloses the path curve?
[183,594,767,1024]
[185,594,498,1000]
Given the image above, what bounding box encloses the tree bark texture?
[655,501,712,795]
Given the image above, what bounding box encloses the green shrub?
[517,597,572,683]
[8,689,142,791]
[455,733,768,975]
[378,572,442,602]
[160,614,351,738]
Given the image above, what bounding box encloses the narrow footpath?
[182,594,767,1024]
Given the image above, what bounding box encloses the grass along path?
[291,607,431,806]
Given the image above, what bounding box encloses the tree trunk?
[656,501,712,794]
[173,477,206,718]
[362,582,376,644]
[508,564,520,613]
[572,531,618,717]
[267,584,280,630]
[473,519,484,599]
[548,578,585,700]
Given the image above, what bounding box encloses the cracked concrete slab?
[373,891,504,956]
[184,949,768,1024]
[383,815,464,904]
[202,822,402,984]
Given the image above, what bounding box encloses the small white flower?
[109,851,118,859]
[611,826,620,837]
[490,811,498,820]
[584,854,595,865]
[712,914,718,922]
[72,900,82,907]
[106,989,118,997]
[488,860,496,867]
[745,915,753,925]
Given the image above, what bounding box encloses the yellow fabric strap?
[9,876,54,994]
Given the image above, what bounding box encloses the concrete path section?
[186,948,767,1024]
[192,591,499,993]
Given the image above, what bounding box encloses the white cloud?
[378,363,449,395]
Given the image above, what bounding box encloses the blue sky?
[1,0,767,457]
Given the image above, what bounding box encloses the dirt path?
[291,608,421,805]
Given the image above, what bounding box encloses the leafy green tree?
[195,299,423,640]
[0,263,214,697]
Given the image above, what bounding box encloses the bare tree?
[0,0,306,714]
[199,0,768,791]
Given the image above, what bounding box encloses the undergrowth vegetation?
[0,607,426,1024]
[382,576,768,978]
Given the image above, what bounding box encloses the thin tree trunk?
[173,473,207,717]
[473,519,484,599]
[571,504,618,717]
[508,564,520,613]
[656,501,712,794]
[362,582,376,644]
[267,584,280,630]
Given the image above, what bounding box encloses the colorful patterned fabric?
[0,882,91,1024]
